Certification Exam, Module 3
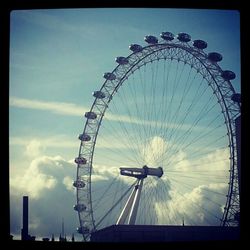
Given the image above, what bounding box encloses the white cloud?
[10,96,211,133]
[10,158,56,199]
[25,139,44,158]
[63,176,74,192]
[10,96,87,117]
[10,137,230,238]
[92,164,119,178]
[155,182,227,226]
[105,112,207,132]
[133,141,230,225]
[91,174,109,182]
[141,136,168,166]
[171,147,230,177]
[10,155,75,199]
[91,138,230,226]
[10,154,80,240]
[171,150,191,172]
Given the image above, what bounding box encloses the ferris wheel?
[73,31,241,241]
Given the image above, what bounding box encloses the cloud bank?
[10,155,79,240]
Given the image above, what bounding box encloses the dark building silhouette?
[21,196,29,240]
[20,196,36,240]
[90,225,240,242]
[59,218,67,241]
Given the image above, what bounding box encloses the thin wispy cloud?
[10,96,211,132]
[10,96,87,116]
[105,112,208,132]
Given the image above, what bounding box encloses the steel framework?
[74,32,241,240]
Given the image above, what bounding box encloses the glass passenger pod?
[160,32,175,41]
[208,52,223,62]
[115,57,129,65]
[103,72,116,80]
[74,204,87,212]
[77,226,90,234]
[177,33,191,42]
[193,40,207,49]
[144,35,158,44]
[231,93,241,103]
[93,91,106,99]
[75,156,87,165]
[221,70,236,81]
[129,44,143,53]
[85,111,97,119]
[73,180,85,188]
[78,133,91,141]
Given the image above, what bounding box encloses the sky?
[9,8,241,241]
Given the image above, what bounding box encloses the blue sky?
[9,8,240,241]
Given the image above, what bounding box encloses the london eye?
[73,31,241,241]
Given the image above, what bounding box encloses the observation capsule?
[115,57,129,65]
[144,35,158,44]
[177,33,191,42]
[231,93,241,103]
[78,133,91,141]
[77,226,89,234]
[103,72,116,80]
[160,32,175,41]
[85,111,97,119]
[75,157,87,165]
[93,91,106,99]
[129,44,143,53]
[193,40,207,49]
[73,180,85,188]
[221,70,236,81]
[208,52,223,62]
[73,204,87,212]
